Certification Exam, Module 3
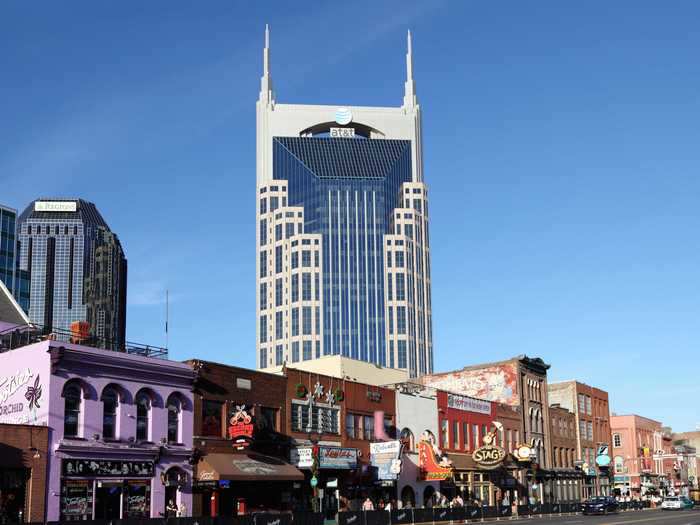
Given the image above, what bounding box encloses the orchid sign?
[0,368,46,425]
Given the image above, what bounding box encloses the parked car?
[582,496,619,515]
[661,496,694,510]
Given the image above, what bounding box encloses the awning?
[197,452,304,482]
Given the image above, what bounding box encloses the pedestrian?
[177,501,187,517]
[166,499,178,517]
[362,497,374,511]
[385,500,392,512]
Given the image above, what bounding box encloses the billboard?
[422,363,519,406]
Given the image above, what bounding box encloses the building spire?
[403,29,417,109]
[259,24,274,104]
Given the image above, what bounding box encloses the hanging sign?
[514,444,533,462]
[290,447,314,468]
[370,440,403,480]
[319,447,357,469]
[418,440,453,481]
[472,445,507,469]
[228,405,254,449]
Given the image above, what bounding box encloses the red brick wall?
[0,423,49,522]
[283,369,395,463]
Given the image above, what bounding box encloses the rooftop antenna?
[403,29,417,109]
[259,24,274,104]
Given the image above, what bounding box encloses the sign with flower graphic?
[0,367,48,425]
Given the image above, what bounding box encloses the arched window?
[64,384,82,437]
[102,387,119,439]
[167,394,181,444]
[136,392,151,441]
[400,427,415,452]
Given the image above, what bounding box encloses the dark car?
[582,496,619,515]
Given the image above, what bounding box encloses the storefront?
[446,453,521,507]
[551,470,583,502]
[59,459,166,520]
[195,451,304,515]
[290,444,359,515]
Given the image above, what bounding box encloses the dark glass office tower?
[0,205,17,295]
[17,199,127,349]
[256,28,433,376]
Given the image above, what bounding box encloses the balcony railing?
[0,323,168,359]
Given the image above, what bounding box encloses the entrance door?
[164,486,179,517]
[94,484,122,519]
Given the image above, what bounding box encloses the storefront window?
[124,482,150,518]
[64,384,82,437]
[259,406,277,431]
[167,395,181,444]
[102,388,118,439]
[400,427,414,452]
[136,393,150,441]
[61,481,93,521]
[201,400,223,437]
[345,414,355,439]
[440,420,448,448]
[363,415,374,440]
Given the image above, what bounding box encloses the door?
[94,484,122,519]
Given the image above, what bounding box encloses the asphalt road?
[499,509,700,524]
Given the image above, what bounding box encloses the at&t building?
[256,28,433,377]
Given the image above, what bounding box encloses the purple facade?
[0,339,194,521]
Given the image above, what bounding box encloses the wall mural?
[0,368,47,425]
[423,363,519,406]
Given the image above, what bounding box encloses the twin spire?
[259,26,417,108]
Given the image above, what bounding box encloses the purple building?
[0,337,195,521]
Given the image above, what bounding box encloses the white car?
[661,496,692,510]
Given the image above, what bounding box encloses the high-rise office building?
[0,204,17,297]
[256,28,432,377]
[17,198,127,349]
[0,204,31,313]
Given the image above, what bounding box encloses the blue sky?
[2,2,699,431]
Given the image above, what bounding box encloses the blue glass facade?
[273,137,412,365]
[0,207,17,295]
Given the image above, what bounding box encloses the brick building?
[284,366,396,514]
[186,360,301,516]
[548,405,583,502]
[0,424,49,522]
[420,355,554,504]
[610,414,664,496]
[548,380,613,498]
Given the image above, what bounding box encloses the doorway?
[94,484,122,519]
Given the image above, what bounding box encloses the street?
[499,509,700,525]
